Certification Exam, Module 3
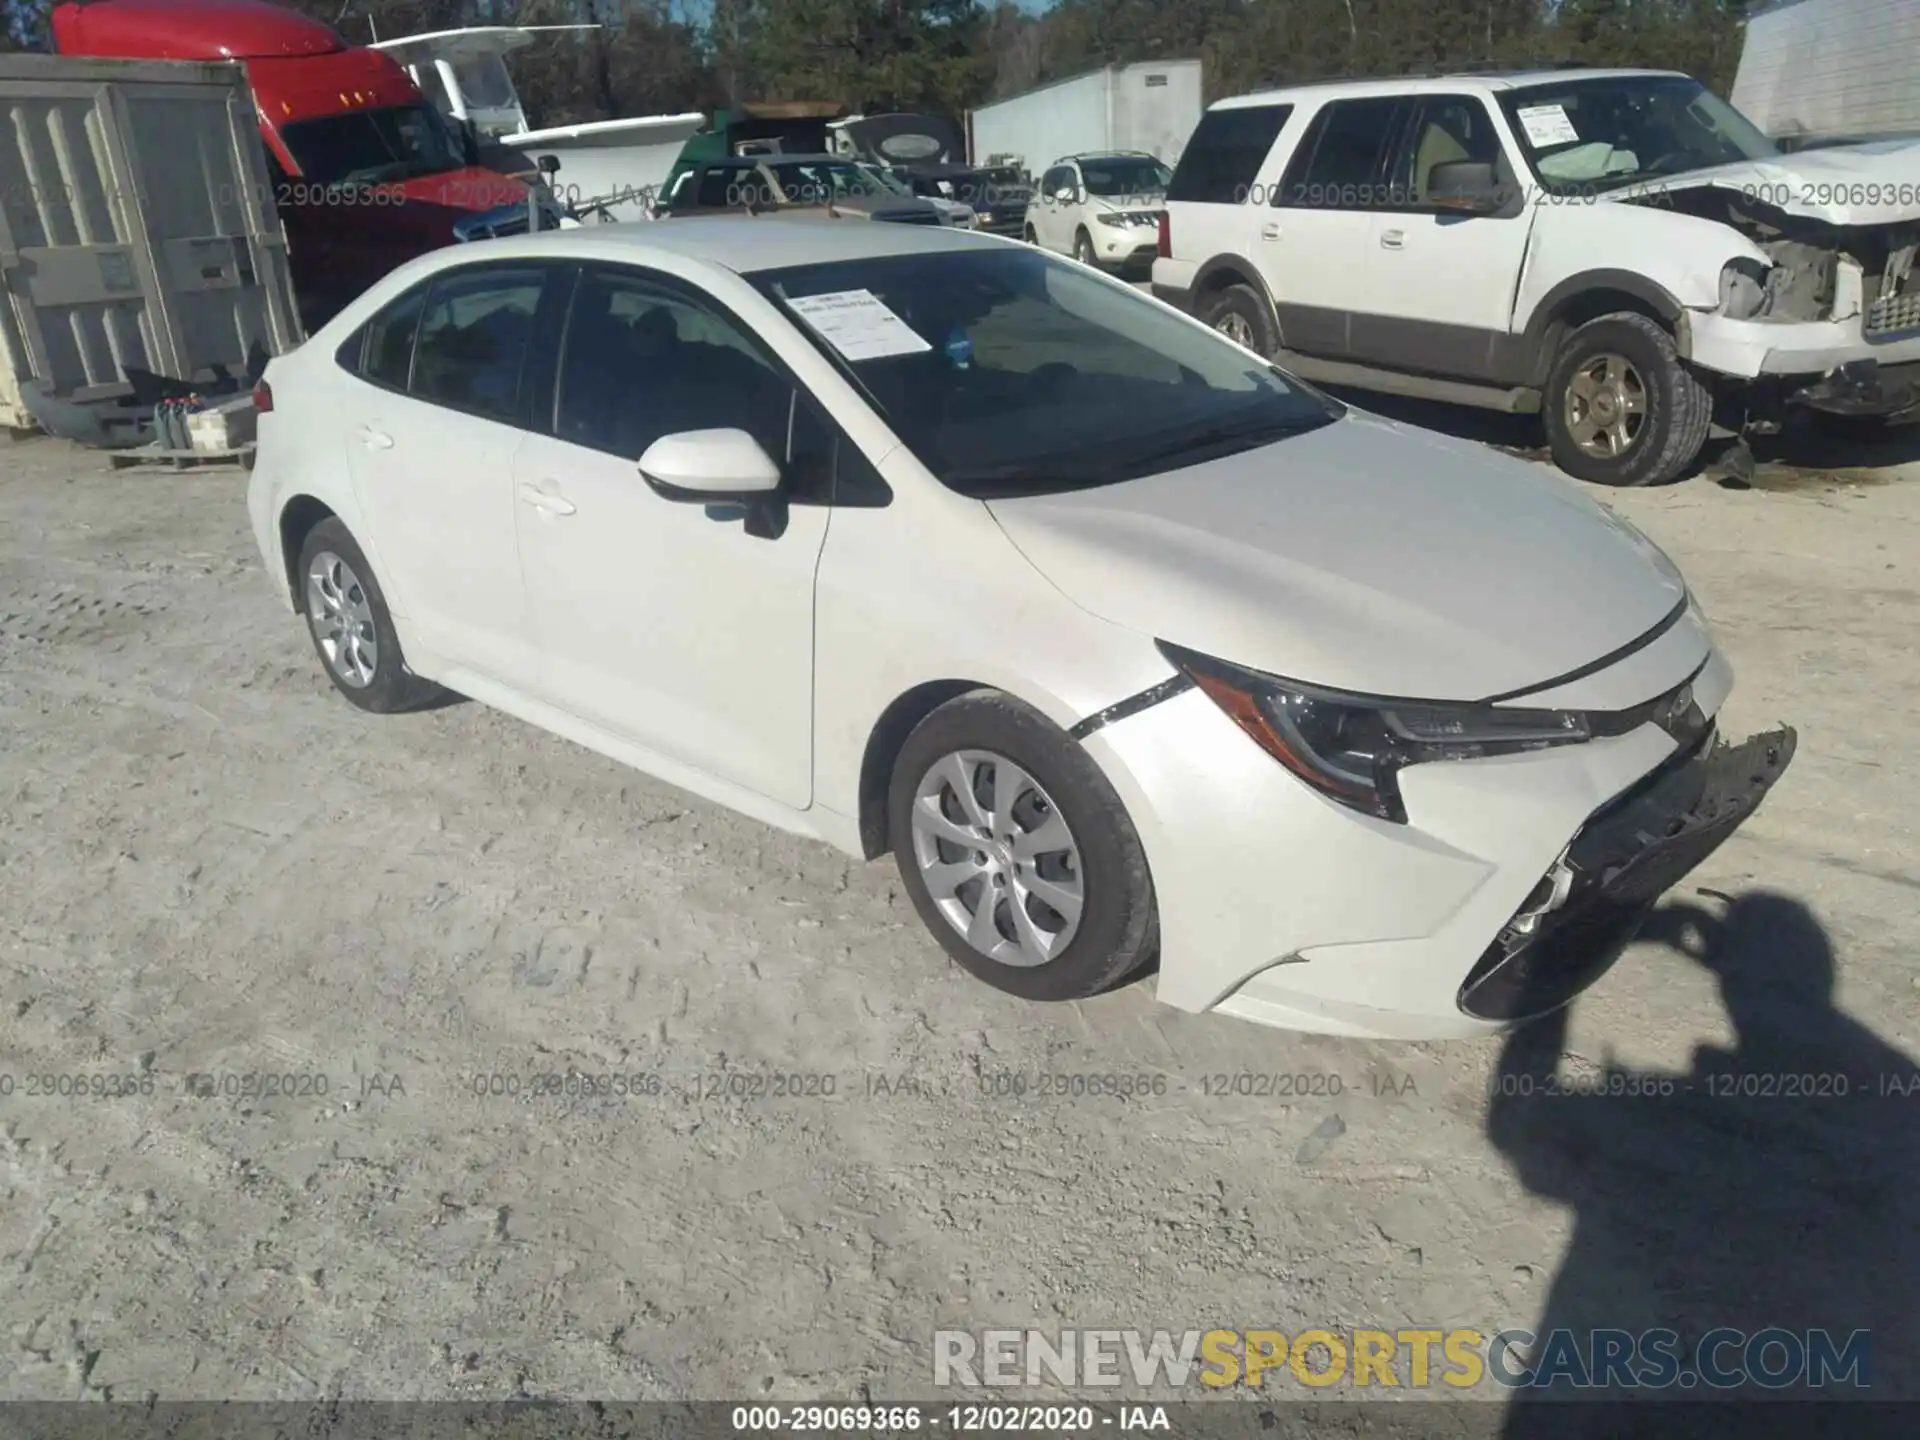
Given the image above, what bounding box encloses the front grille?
[1865,289,1920,338]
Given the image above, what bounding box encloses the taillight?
[251,380,273,413]
[1156,211,1171,259]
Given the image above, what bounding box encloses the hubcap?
[1564,352,1647,460]
[305,550,378,688]
[910,750,1085,968]
[1214,312,1254,348]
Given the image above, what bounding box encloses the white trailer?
[966,61,1203,180]
[1731,0,1920,148]
[0,53,301,440]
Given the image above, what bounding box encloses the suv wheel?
[1200,283,1279,358]
[1544,313,1712,487]
[1073,229,1096,266]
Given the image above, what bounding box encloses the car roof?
[1213,67,1690,109]
[428,216,1001,278]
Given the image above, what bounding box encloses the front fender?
[1516,204,1771,352]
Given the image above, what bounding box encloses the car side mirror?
[638,428,787,537]
[1052,186,1075,203]
[537,153,561,177]
[1426,160,1509,214]
[639,428,782,499]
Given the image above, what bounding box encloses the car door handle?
[518,481,576,516]
[1380,229,1405,249]
[1260,222,1281,240]
[357,426,393,450]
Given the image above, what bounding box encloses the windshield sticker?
[784,289,932,361]
[1516,103,1580,149]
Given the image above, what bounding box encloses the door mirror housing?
[1426,160,1510,214]
[638,428,783,501]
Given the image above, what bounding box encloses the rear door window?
[1277,98,1409,209]
[409,265,549,423]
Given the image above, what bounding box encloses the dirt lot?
[2,416,1917,1406]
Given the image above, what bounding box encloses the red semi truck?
[52,0,543,328]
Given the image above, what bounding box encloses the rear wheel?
[295,517,446,714]
[1543,312,1712,487]
[1200,282,1279,358]
[888,691,1157,1001]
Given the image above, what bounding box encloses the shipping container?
[0,53,302,439]
[965,61,1203,179]
[1731,0,1920,149]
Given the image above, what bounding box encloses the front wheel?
[1073,228,1097,266]
[889,691,1157,1001]
[1543,312,1712,487]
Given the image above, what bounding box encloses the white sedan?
[246,218,1796,1040]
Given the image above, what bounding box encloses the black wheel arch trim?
[1190,255,1281,323]
[1521,270,1691,381]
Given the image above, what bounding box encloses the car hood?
[823,195,943,221]
[1092,194,1166,220]
[1609,140,1920,225]
[398,166,530,211]
[984,412,1688,702]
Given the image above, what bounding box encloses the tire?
[1073,228,1096,266]
[888,690,1158,1002]
[1199,282,1279,359]
[1022,224,1037,245]
[1543,312,1712,487]
[293,516,446,714]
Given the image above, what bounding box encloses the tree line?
[6,0,1758,133]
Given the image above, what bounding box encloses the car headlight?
[1095,213,1130,228]
[1161,641,1592,823]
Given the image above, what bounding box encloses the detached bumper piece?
[1458,725,1798,1024]
[1789,359,1920,418]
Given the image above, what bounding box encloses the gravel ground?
[1,418,1917,1407]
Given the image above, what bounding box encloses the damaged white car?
[1153,67,1920,485]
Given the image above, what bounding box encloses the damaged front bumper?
[1458,725,1798,1023]
[1786,358,1920,418]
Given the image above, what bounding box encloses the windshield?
[1497,75,1778,193]
[452,53,520,110]
[767,160,888,202]
[281,103,467,187]
[1080,156,1173,198]
[751,247,1339,498]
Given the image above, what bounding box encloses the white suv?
[1152,67,1920,486]
[1026,151,1172,273]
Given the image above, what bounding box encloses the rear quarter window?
[1165,104,1294,204]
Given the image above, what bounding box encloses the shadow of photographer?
[1486,890,1919,1432]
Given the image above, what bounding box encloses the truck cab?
[52,0,537,328]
